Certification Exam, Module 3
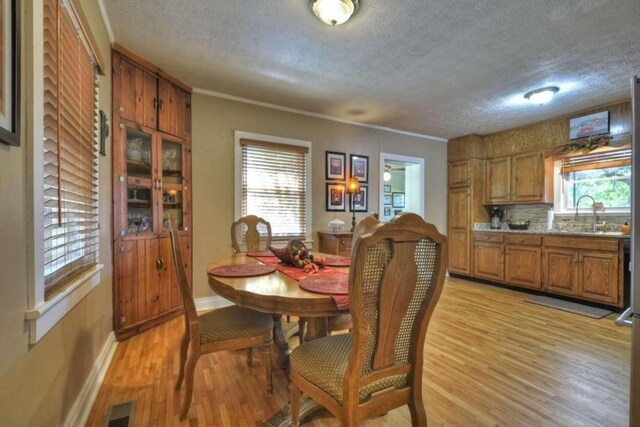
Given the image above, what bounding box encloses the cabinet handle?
[158,99,164,111]
[156,257,165,270]
[153,97,158,110]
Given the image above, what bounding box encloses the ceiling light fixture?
[383,166,391,181]
[310,0,359,26]
[524,86,559,105]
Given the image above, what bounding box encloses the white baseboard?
[64,331,118,427]
[195,295,234,312]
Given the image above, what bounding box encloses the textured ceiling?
[104,0,640,140]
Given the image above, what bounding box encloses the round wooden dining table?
[207,253,349,426]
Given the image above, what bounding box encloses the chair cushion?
[198,306,273,345]
[289,334,407,404]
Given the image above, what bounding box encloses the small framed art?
[394,210,402,215]
[350,154,369,183]
[392,192,405,208]
[326,183,346,211]
[384,184,391,193]
[325,151,346,181]
[383,206,391,216]
[384,195,392,205]
[350,185,368,212]
[569,111,610,140]
[0,0,20,146]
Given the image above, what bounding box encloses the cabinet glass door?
[160,137,185,231]
[125,126,154,235]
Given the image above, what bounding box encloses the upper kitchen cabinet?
[158,80,190,139]
[485,150,553,204]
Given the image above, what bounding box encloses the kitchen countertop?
[472,228,631,239]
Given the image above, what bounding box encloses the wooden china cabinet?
[112,45,193,340]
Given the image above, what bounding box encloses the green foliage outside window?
[564,166,631,210]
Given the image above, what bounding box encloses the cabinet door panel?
[158,237,174,313]
[137,69,158,129]
[512,152,543,202]
[448,160,470,187]
[473,242,504,281]
[544,249,578,295]
[116,58,137,123]
[579,252,619,304]
[505,245,541,289]
[115,57,158,129]
[117,240,138,329]
[158,80,189,138]
[145,238,162,318]
[448,229,470,274]
[448,188,470,229]
[485,157,511,204]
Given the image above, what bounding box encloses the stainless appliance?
[617,76,640,426]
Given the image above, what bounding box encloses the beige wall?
[191,94,448,298]
[0,1,113,425]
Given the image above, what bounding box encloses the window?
[235,132,311,241]
[43,0,99,298]
[560,149,631,212]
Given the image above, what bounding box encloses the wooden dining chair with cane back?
[289,213,447,426]
[231,215,272,253]
[168,217,274,420]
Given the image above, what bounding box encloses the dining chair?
[231,215,272,253]
[168,220,274,420]
[289,213,447,426]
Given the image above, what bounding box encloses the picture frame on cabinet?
[384,195,392,205]
[384,206,391,216]
[326,183,346,211]
[325,151,346,181]
[0,0,20,146]
[394,210,402,215]
[350,185,368,212]
[569,111,609,140]
[392,192,405,208]
[350,154,369,183]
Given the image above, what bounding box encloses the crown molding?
[193,88,448,143]
[97,0,115,43]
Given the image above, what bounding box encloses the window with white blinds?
[240,139,309,240]
[43,0,99,299]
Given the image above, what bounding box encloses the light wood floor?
[87,277,631,426]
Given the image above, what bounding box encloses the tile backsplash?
[478,204,631,232]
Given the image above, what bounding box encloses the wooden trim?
[112,43,192,93]
[68,0,106,75]
[240,138,309,153]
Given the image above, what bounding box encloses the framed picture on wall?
[350,154,369,183]
[383,206,391,216]
[326,183,346,211]
[384,195,392,205]
[392,192,405,208]
[384,184,391,193]
[569,111,610,140]
[0,0,20,146]
[350,185,368,212]
[394,210,402,215]
[325,151,346,180]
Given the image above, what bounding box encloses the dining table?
[207,252,350,426]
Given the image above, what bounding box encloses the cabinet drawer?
[338,237,352,251]
[505,234,541,246]
[543,236,619,252]
[474,232,504,243]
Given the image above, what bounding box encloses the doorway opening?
[379,153,424,222]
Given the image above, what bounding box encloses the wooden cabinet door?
[544,249,579,296]
[144,238,163,319]
[578,251,619,305]
[114,56,158,129]
[512,152,543,202]
[158,79,189,138]
[448,160,470,187]
[505,245,541,289]
[448,229,470,274]
[485,157,511,204]
[473,242,504,281]
[116,240,139,329]
[448,188,470,230]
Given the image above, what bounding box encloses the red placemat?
[246,250,274,257]
[323,256,351,267]
[208,264,276,278]
[300,273,349,295]
[256,256,350,309]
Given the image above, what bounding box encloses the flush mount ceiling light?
[524,86,559,105]
[310,0,359,26]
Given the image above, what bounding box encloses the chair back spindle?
[231,215,272,253]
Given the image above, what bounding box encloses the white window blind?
[43,0,99,298]
[561,149,631,174]
[240,139,308,240]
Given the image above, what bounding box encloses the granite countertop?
[472,228,630,239]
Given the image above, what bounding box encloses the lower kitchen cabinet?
[473,241,504,281]
[543,248,579,296]
[579,251,619,305]
[505,245,541,289]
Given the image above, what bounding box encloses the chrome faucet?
[575,195,597,232]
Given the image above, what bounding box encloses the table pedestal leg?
[263,394,325,427]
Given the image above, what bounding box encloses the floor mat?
[524,295,612,319]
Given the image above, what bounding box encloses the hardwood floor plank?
[86,277,631,426]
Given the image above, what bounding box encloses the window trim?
[25,0,102,344]
[234,131,312,244]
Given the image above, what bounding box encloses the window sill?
[554,211,631,218]
[25,264,104,344]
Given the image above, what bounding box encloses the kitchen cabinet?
[448,188,471,274]
[448,160,471,188]
[112,47,192,341]
[579,251,619,305]
[317,232,353,257]
[505,246,542,289]
[484,151,553,204]
[544,249,579,296]
[473,232,504,281]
